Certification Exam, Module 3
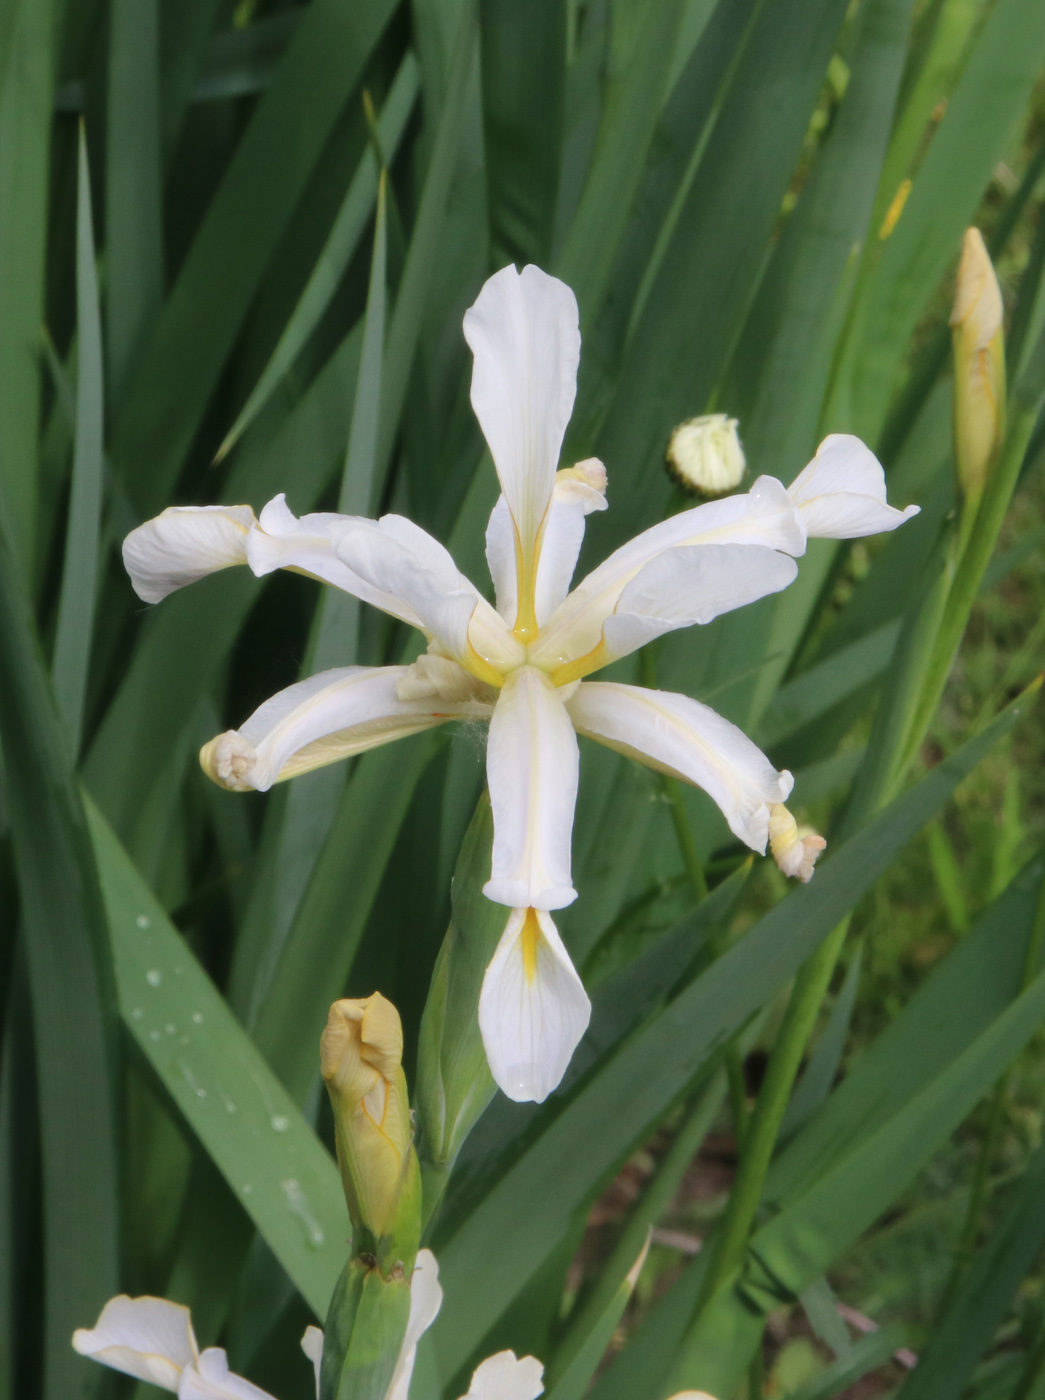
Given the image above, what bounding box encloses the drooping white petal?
[200,665,492,793]
[123,506,256,604]
[335,515,522,673]
[246,495,428,630]
[386,1249,444,1400]
[464,266,581,592]
[300,1327,324,1400]
[600,543,798,662]
[485,460,608,626]
[177,1349,276,1400]
[72,1295,199,1391]
[484,667,580,911]
[461,1349,546,1400]
[566,682,793,853]
[787,435,920,539]
[479,908,591,1104]
[529,475,805,670]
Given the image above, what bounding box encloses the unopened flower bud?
[951,228,1005,515]
[666,415,745,496]
[769,804,826,883]
[322,994,420,1267]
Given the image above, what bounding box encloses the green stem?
[697,920,849,1305]
[942,862,1045,1304]
[664,774,709,901]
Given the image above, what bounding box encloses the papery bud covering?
[666,414,745,496]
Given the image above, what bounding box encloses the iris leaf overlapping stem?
[120,263,918,1104]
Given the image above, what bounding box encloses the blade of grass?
[0,0,54,576]
[588,0,851,559]
[83,320,362,840]
[105,0,162,412]
[215,56,417,462]
[479,0,566,267]
[895,1137,1045,1400]
[0,521,119,1400]
[85,797,347,1318]
[238,175,389,1023]
[52,127,105,758]
[108,0,397,515]
[555,0,691,325]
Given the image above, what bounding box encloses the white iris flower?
[72,1254,544,1400]
[123,264,918,1105]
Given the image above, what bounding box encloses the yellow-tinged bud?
[769,805,826,884]
[951,227,1005,516]
[666,415,745,496]
[321,995,419,1261]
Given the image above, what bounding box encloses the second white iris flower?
[123,264,918,1106]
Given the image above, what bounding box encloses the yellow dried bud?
[769,804,826,884]
[666,415,745,496]
[321,994,416,1245]
[951,227,1005,515]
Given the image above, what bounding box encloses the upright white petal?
[386,1249,444,1400]
[199,665,491,793]
[600,543,798,662]
[335,515,522,673]
[464,266,581,594]
[530,475,804,670]
[300,1327,324,1400]
[485,667,580,911]
[73,1295,199,1391]
[123,506,256,603]
[461,1350,545,1400]
[566,682,793,853]
[788,435,920,538]
[178,1349,276,1400]
[485,460,608,626]
[479,908,591,1104]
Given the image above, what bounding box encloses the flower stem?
[697,919,849,1305]
[663,774,709,901]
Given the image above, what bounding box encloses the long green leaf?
[52,127,105,757]
[841,0,1045,444]
[86,797,347,1318]
[215,56,417,462]
[83,321,362,840]
[238,179,389,1023]
[556,0,691,325]
[429,692,1024,1375]
[480,0,565,267]
[0,0,54,574]
[0,519,119,1400]
[108,0,397,514]
[589,0,850,556]
[252,734,439,1106]
[105,0,162,412]
[894,1137,1045,1400]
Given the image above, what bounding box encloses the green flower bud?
[321,993,421,1273]
[951,227,1005,522]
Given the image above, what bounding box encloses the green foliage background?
[1,1,1045,1398]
